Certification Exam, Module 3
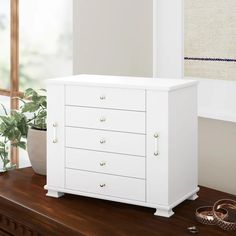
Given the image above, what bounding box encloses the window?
[0,0,73,166]
[19,0,73,91]
[0,0,10,91]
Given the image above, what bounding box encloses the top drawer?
[65,86,145,111]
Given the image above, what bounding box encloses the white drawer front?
[66,148,145,179]
[65,86,145,111]
[65,106,145,134]
[66,127,145,156]
[65,169,146,202]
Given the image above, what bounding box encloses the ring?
[187,226,199,234]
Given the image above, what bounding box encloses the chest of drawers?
[45,75,199,217]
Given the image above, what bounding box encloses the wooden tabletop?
[0,168,235,236]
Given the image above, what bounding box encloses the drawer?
[65,86,145,111]
[65,106,145,134]
[65,127,145,156]
[66,148,145,179]
[65,169,145,202]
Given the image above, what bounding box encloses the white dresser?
[45,75,199,217]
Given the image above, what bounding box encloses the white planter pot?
[27,128,46,175]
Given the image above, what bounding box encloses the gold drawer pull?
[154,132,159,156]
[53,123,58,143]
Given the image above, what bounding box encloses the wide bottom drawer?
[65,169,146,202]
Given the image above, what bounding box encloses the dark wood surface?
[0,168,235,236]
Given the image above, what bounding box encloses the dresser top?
[46,74,198,91]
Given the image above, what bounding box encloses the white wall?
[73,0,153,77]
[73,0,236,195]
[199,118,236,195]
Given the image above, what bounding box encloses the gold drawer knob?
[100,117,106,122]
[53,139,58,144]
[100,161,106,166]
[100,95,106,100]
[154,133,159,138]
[99,183,106,188]
[100,139,106,144]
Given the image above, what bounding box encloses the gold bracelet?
[213,199,236,231]
[196,206,228,225]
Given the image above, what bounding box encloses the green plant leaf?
[24,88,37,98]
[0,116,12,126]
[12,141,26,150]
[22,102,40,113]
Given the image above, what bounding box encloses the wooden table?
[0,168,235,236]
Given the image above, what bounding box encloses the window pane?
[18,0,73,168]
[0,95,10,159]
[0,0,10,90]
[19,0,73,90]
[0,95,10,115]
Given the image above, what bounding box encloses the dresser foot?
[46,190,64,198]
[154,208,174,218]
[188,193,198,201]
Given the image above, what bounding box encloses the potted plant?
[0,105,28,172]
[0,88,47,174]
[20,88,47,175]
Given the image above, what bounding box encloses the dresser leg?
[154,208,174,218]
[188,193,198,201]
[46,190,64,198]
